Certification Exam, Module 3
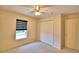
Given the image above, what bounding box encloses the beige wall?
[0,9,38,52]
[39,14,62,49]
[64,14,79,50]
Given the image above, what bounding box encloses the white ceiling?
[0,5,79,19]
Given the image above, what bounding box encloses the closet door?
[65,19,76,49]
[40,21,54,46]
[65,19,79,50]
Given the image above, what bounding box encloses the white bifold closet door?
[40,21,54,46]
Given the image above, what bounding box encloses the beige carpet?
[5,42,79,53]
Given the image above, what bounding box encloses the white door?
[40,21,54,46]
[65,19,79,50]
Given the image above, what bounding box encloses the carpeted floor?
[5,42,79,53]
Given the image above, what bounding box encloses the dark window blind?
[16,19,28,30]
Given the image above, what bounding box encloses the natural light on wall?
[16,19,28,40]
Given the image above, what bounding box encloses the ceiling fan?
[27,5,51,16]
[25,5,53,16]
[34,5,41,16]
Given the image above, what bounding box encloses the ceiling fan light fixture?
[35,11,41,16]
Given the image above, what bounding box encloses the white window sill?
[16,38,27,40]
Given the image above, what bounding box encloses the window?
[16,19,28,40]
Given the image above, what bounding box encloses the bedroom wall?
[0,9,38,52]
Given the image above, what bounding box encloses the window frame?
[16,19,28,40]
